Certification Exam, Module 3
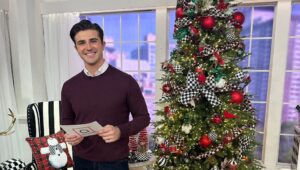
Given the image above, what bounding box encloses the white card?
[60,121,103,137]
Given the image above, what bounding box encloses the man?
[61,20,150,170]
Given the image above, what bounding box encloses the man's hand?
[64,133,84,146]
[98,125,121,143]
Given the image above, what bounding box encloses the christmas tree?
[153,0,263,169]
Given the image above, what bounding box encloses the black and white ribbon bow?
[179,71,221,107]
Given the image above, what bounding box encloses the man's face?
[74,29,105,67]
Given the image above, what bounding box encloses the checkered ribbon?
[179,71,221,107]
[242,95,255,113]
[215,71,248,92]
[175,17,193,28]
[200,45,215,56]
[218,41,239,53]
[239,136,250,151]
[204,7,229,18]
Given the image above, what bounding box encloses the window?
[280,3,300,163]
[238,6,275,160]
[80,11,156,132]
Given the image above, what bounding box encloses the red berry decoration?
[230,91,244,104]
[176,7,184,19]
[195,67,203,74]
[232,12,245,25]
[168,64,175,73]
[164,106,171,114]
[212,115,222,124]
[223,133,234,144]
[201,16,215,30]
[198,74,206,84]
[189,25,199,36]
[198,46,205,53]
[162,84,172,93]
[217,0,228,11]
[199,134,212,148]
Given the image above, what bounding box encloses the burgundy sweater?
[61,65,150,162]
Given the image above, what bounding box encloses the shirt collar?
[83,60,109,77]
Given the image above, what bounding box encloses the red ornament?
[228,165,238,170]
[199,134,212,148]
[223,110,239,119]
[223,133,234,144]
[198,74,206,84]
[212,115,222,124]
[201,16,215,30]
[176,7,184,19]
[230,91,244,104]
[162,84,172,93]
[232,12,245,25]
[235,24,243,32]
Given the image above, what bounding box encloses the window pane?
[248,72,269,101]
[278,135,294,163]
[250,39,272,70]
[255,133,263,160]
[103,14,120,43]
[281,104,299,134]
[283,72,300,103]
[238,39,250,68]
[140,72,156,116]
[253,103,266,132]
[237,7,252,37]
[122,43,139,70]
[121,13,138,41]
[168,10,176,42]
[104,43,121,69]
[253,6,274,37]
[286,39,300,70]
[139,42,156,71]
[140,11,156,42]
[290,4,300,36]
[86,15,103,27]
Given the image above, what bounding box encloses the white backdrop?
[0,9,21,162]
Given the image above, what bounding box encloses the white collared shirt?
[83,61,109,77]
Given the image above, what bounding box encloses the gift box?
[292,126,300,169]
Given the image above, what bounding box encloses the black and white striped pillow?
[27,101,61,137]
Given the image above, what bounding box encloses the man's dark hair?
[70,20,104,44]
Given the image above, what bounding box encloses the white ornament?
[216,78,226,88]
[40,138,67,169]
[181,124,192,134]
[156,137,165,145]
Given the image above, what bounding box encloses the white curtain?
[43,13,81,101]
[0,10,21,162]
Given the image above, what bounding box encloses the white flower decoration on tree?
[156,137,165,145]
[181,124,192,134]
[216,78,226,88]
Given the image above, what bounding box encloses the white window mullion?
[263,0,292,169]
[155,8,168,109]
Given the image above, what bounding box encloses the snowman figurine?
[40,137,68,169]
